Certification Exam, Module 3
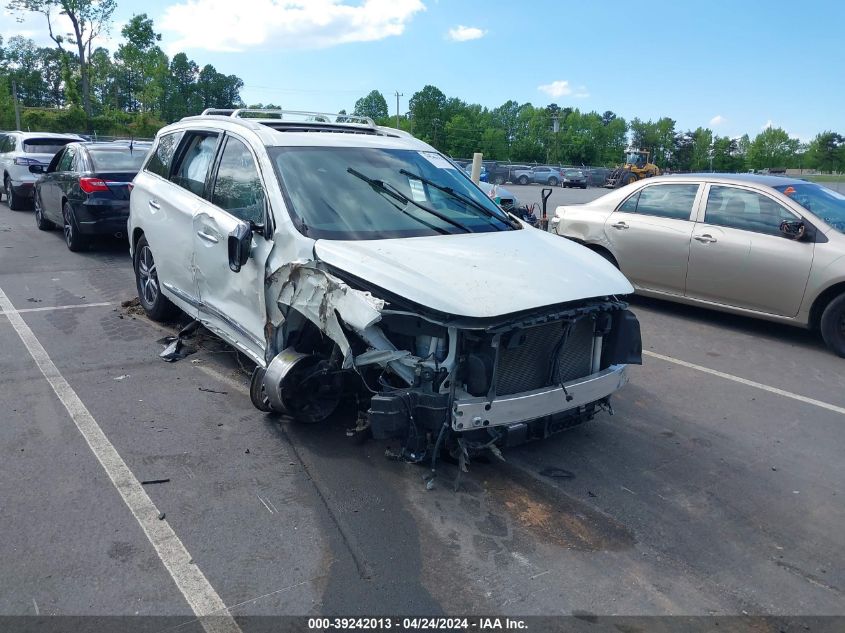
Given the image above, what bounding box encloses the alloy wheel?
[63,209,73,246]
[137,245,159,306]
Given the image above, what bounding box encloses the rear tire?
[820,293,845,358]
[134,235,179,322]
[63,202,87,252]
[518,175,529,185]
[34,193,54,230]
[5,178,27,211]
[590,246,619,268]
[493,174,506,185]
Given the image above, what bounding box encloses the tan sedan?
[551,174,845,357]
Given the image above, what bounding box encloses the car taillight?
[14,157,40,166]
[79,177,110,193]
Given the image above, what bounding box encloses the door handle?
[196,230,219,244]
[148,200,160,210]
[611,221,629,229]
[693,234,717,243]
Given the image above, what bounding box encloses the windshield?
[89,146,149,171]
[270,147,514,239]
[564,169,583,177]
[774,182,845,233]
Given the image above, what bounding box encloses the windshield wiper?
[346,168,471,233]
[398,169,520,229]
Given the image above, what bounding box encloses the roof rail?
[200,108,237,116]
[199,107,375,127]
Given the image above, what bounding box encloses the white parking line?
[644,350,845,416]
[0,301,112,315]
[0,287,241,633]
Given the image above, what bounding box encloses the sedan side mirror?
[779,219,806,241]
[29,164,45,174]
[227,223,253,273]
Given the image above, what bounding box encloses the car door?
[685,184,814,317]
[603,182,702,295]
[45,146,75,222]
[192,134,272,363]
[140,130,220,316]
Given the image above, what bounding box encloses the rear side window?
[704,185,796,236]
[145,132,184,179]
[211,137,266,224]
[171,133,219,197]
[22,138,74,154]
[618,184,699,220]
[56,147,75,172]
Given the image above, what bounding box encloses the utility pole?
[11,79,22,130]
[394,91,403,129]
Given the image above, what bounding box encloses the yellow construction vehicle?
[604,150,660,188]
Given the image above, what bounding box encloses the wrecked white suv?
[128,109,642,459]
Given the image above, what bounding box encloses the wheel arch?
[808,281,845,330]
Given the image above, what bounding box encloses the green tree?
[8,0,117,117]
[408,85,447,146]
[805,131,844,173]
[747,127,800,169]
[353,89,388,120]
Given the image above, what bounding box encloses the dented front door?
[192,135,271,363]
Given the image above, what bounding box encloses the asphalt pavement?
[1,189,843,626]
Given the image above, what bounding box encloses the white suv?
[0,131,83,209]
[128,109,642,459]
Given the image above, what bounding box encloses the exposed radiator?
[495,317,595,396]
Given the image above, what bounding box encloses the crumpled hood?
[314,227,634,318]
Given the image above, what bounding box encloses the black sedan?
[561,168,588,189]
[31,141,151,251]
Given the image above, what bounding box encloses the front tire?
[134,235,179,322]
[63,202,87,251]
[518,175,529,185]
[548,177,559,186]
[820,293,845,358]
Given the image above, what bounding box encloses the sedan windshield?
[270,147,514,239]
[774,182,845,233]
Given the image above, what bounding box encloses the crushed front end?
[257,261,641,463]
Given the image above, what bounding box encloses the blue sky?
[5,0,844,140]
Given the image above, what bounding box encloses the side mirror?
[779,219,806,241]
[227,223,253,273]
[29,164,45,174]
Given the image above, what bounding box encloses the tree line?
[1,1,843,172]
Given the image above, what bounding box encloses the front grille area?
[495,317,595,395]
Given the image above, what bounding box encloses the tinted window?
[705,185,796,236]
[211,137,265,224]
[22,138,75,154]
[145,131,184,179]
[622,184,698,220]
[57,147,75,172]
[0,135,12,152]
[89,147,148,171]
[171,133,219,197]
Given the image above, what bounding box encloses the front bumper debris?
[452,365,628,430]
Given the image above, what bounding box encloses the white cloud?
[709,114,726,127]
[762,119,773,130]
[446,25,485,42]
[538,80,588,99]
[158,0,426,53]
[2,8,119,51]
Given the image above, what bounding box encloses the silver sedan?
[551,174,845,356]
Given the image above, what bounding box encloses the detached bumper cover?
[452,364,628,430]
